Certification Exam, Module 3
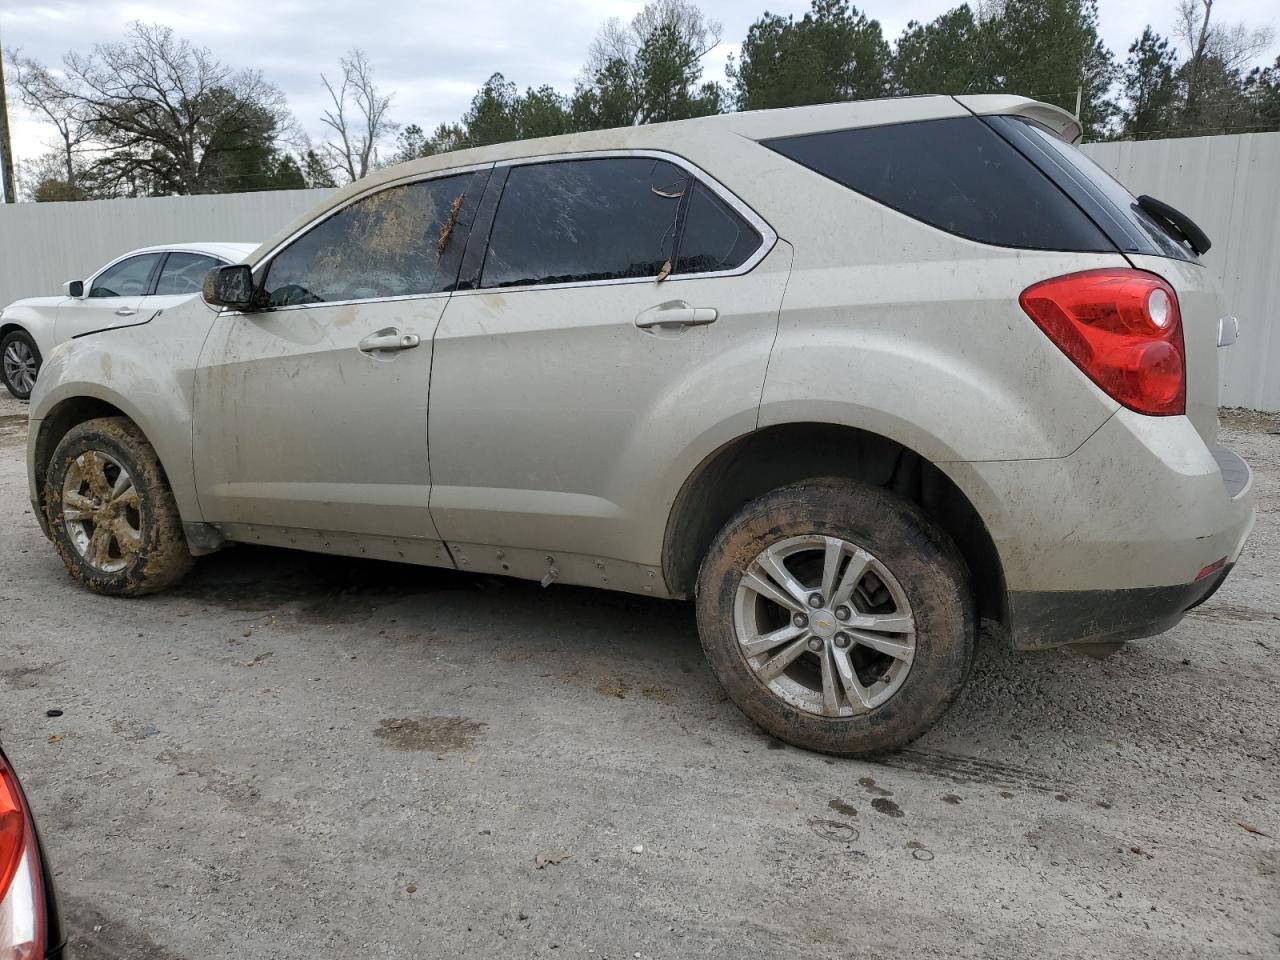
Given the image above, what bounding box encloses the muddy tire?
[1,328,41,400]
[44,417,194,596]
[695,478,974,757]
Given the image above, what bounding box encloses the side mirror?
[65,280,85,299]
[203,264,257,310]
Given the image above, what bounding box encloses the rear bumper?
[940,409,1256,650]
[1007,563,1233,649]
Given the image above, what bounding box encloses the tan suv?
[26,95,1256,755]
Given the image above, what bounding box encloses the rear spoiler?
[952,95,1083,145]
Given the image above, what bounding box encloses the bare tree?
[1176,0,1273,113]
[319,49,397,183]
[587,0,722,84]
[4,48,92,190]
[20,22,298,196]
[579,0,723,125]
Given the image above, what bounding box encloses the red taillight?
[0,758,45,960]
[1019,269,1186,416]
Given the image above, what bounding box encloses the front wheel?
[44,417,194,595]
[1,329,41,399]
[696,478,974,757]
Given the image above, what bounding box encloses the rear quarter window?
[763,117,1115,253]
[988,116,1196,262]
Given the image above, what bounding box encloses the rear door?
[427,153,790,583]
[148,251,227,312]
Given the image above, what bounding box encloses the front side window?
[89,253,162,298]
[481,158,687,289]
[155,253,223,296]
[263,172,478,307]
[764,118,1114,253]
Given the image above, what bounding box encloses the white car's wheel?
[1,329,41,399]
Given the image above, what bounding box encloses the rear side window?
[675,183,762,275]
[481,158,684,288]
[156,253,223,296]
[764,118,1114,253]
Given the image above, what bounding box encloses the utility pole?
[0,32,16,203]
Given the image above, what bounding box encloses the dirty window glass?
[675,183,762,275]
[764,118,1114,252]
[155,253,222,296]
[89,254,162,298]
[481,158,685,288]
[263,173,477,307]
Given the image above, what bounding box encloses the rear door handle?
[358,329,421,353]
[635,304,718,329]
[114,307,136,317]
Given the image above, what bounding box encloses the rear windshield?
[763,117,1115,253]
[986,116,1196,262]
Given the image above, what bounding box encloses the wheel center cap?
[810,610,838,639]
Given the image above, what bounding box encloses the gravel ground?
[0,393,1276,960]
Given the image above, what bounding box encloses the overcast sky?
[2,0,1277,169]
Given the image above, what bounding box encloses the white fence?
[0,132,1276,409]
[0,188,332,308]
[1082,132,1280,412]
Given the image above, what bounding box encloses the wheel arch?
[661,420,1008,630]
[0,320,30,341]
[30,392,191,528]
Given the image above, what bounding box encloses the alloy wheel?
[733,535,916,717]
[2,339,37,395]
[60,450,144,573]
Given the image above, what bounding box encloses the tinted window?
[991,117,1195,262]
[263,173,477,307]
[481,158,685,288]
[675,183,762,275]
[89,254,162,298]
[155,253,223,296]
[764,118,1114,252]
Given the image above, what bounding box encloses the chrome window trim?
[456,148,777,296]
[256,290,453,315]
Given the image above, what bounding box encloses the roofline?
[247,94,1074,265]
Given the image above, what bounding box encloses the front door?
[192,168,487,558]
[57,251,162,341]
[428,155,790,583]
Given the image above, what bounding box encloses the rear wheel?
[44,417,194,596]
[696,478,974,756]
[1,329,40,399]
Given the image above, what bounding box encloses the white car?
[1,242,257,399]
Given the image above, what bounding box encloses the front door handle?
[635,304,718,329]
[358,329,421,353]
[114,307,136,317]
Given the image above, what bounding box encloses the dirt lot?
[0,393,1276,960]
